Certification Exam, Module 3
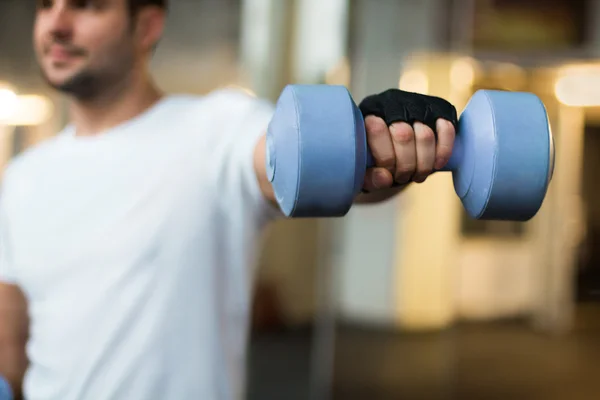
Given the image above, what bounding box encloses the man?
[0,0,456,399]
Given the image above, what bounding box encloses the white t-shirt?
[0,89,281,400]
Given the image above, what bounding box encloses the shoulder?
[205,87,275,133]
[168,87,273,117]
[162,87,274,143]
[204,86,271,108]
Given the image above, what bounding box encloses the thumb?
[363,168,393,192]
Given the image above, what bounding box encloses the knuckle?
[417,127,436,144]
[444,119,456,132]
[365,116,388,136]
[446,125,457,138]
[390,123,414,144]
[437,125,455,141]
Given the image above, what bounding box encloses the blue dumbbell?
[266,84,554,220]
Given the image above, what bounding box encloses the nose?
[45,3,74,40]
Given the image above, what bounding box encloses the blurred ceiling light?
[0,81,15,91]
[555,65,600,106]
[0,88,18,122]
[450,57,475,90]
[399,69,429,94]
[10,95,54,126]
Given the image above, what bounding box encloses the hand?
[361,116,456,192]
[357,89,458,193]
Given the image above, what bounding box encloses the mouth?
[46,45,84,63]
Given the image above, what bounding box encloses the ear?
[134,7,166,52]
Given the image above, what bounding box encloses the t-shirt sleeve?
[212,88,283,228]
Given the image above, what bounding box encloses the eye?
[72,0,95,9]
[36,0,102,10]
[36,0,53,9]
[70,0,106,10]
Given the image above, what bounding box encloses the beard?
[38,42,135,102]
[41,67,104,101]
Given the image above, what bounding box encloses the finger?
[389,122,416,184]
[364,116,395,173]
[362,168,394,192]
[434,118,456,170]
[413,122,436,183]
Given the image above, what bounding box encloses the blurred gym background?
[1,0,599,399]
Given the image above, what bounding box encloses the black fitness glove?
[358,89,458,133]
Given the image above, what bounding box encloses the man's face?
[34,0,140,99]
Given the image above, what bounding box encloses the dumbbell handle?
[365,130,463,172]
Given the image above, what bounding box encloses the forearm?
[0,342,27,400]
[254,134,277,205]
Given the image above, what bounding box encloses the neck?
[69,69,164,136]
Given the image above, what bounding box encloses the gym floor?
[247,304,600,400]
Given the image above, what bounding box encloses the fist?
[358,89,458,192]
[362,116,456,190]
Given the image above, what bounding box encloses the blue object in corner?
[0,375,13,400]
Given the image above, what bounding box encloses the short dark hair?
[128,0,168,15]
